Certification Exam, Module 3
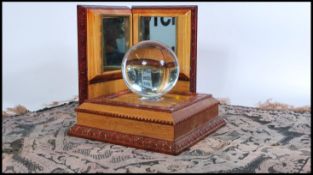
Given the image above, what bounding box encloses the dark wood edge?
[67,116,225,155]
[179,73,190,81]
[78,5,88,105]
[88,72,190,85]
[132,5,198,10]
[190,6,198,93]
[77,5,130,10]
[85,92,212,113]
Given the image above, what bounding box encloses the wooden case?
[68,5,225,155]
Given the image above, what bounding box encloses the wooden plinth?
[68,90,226,155]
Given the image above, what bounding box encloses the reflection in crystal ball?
[121,40,179,101]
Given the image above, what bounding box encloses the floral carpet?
[2,102,311,173]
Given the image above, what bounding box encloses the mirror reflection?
[139,16,177,53]
[102,16,129,71]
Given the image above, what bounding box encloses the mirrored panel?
[102,16,130,71]
[139,16,177,53]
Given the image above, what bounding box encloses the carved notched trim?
[76,108,174,125]
[68,117,226,155]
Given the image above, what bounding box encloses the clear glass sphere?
[121,40,179,101]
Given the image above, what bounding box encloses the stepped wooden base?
[68,90,226,155]
[69,117,225,155]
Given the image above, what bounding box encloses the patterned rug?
[2,102,311,173]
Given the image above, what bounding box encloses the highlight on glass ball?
[121,40,179,101]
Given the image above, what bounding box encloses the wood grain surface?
[70,91,222,154]
[78,5,198,103]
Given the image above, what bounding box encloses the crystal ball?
[121,40,179,101]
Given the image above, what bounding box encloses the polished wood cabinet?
[68,5,225,155]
